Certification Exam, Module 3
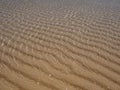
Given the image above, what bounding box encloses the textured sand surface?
[0,0,120,90]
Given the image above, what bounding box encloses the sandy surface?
[0,0,120,90]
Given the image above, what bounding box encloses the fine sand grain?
[0,0,120,90]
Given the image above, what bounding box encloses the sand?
[0,0,120,90]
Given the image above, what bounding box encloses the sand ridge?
[0,0,120,90]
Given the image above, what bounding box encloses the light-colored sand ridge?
[0,0,120,90]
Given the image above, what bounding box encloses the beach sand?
[0,0,120,90]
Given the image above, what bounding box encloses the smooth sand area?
[0,0,120,90]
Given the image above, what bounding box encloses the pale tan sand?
[0,0,120,90]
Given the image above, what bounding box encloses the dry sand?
[0,0,120,90]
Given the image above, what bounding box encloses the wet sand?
[0,0,120,90]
